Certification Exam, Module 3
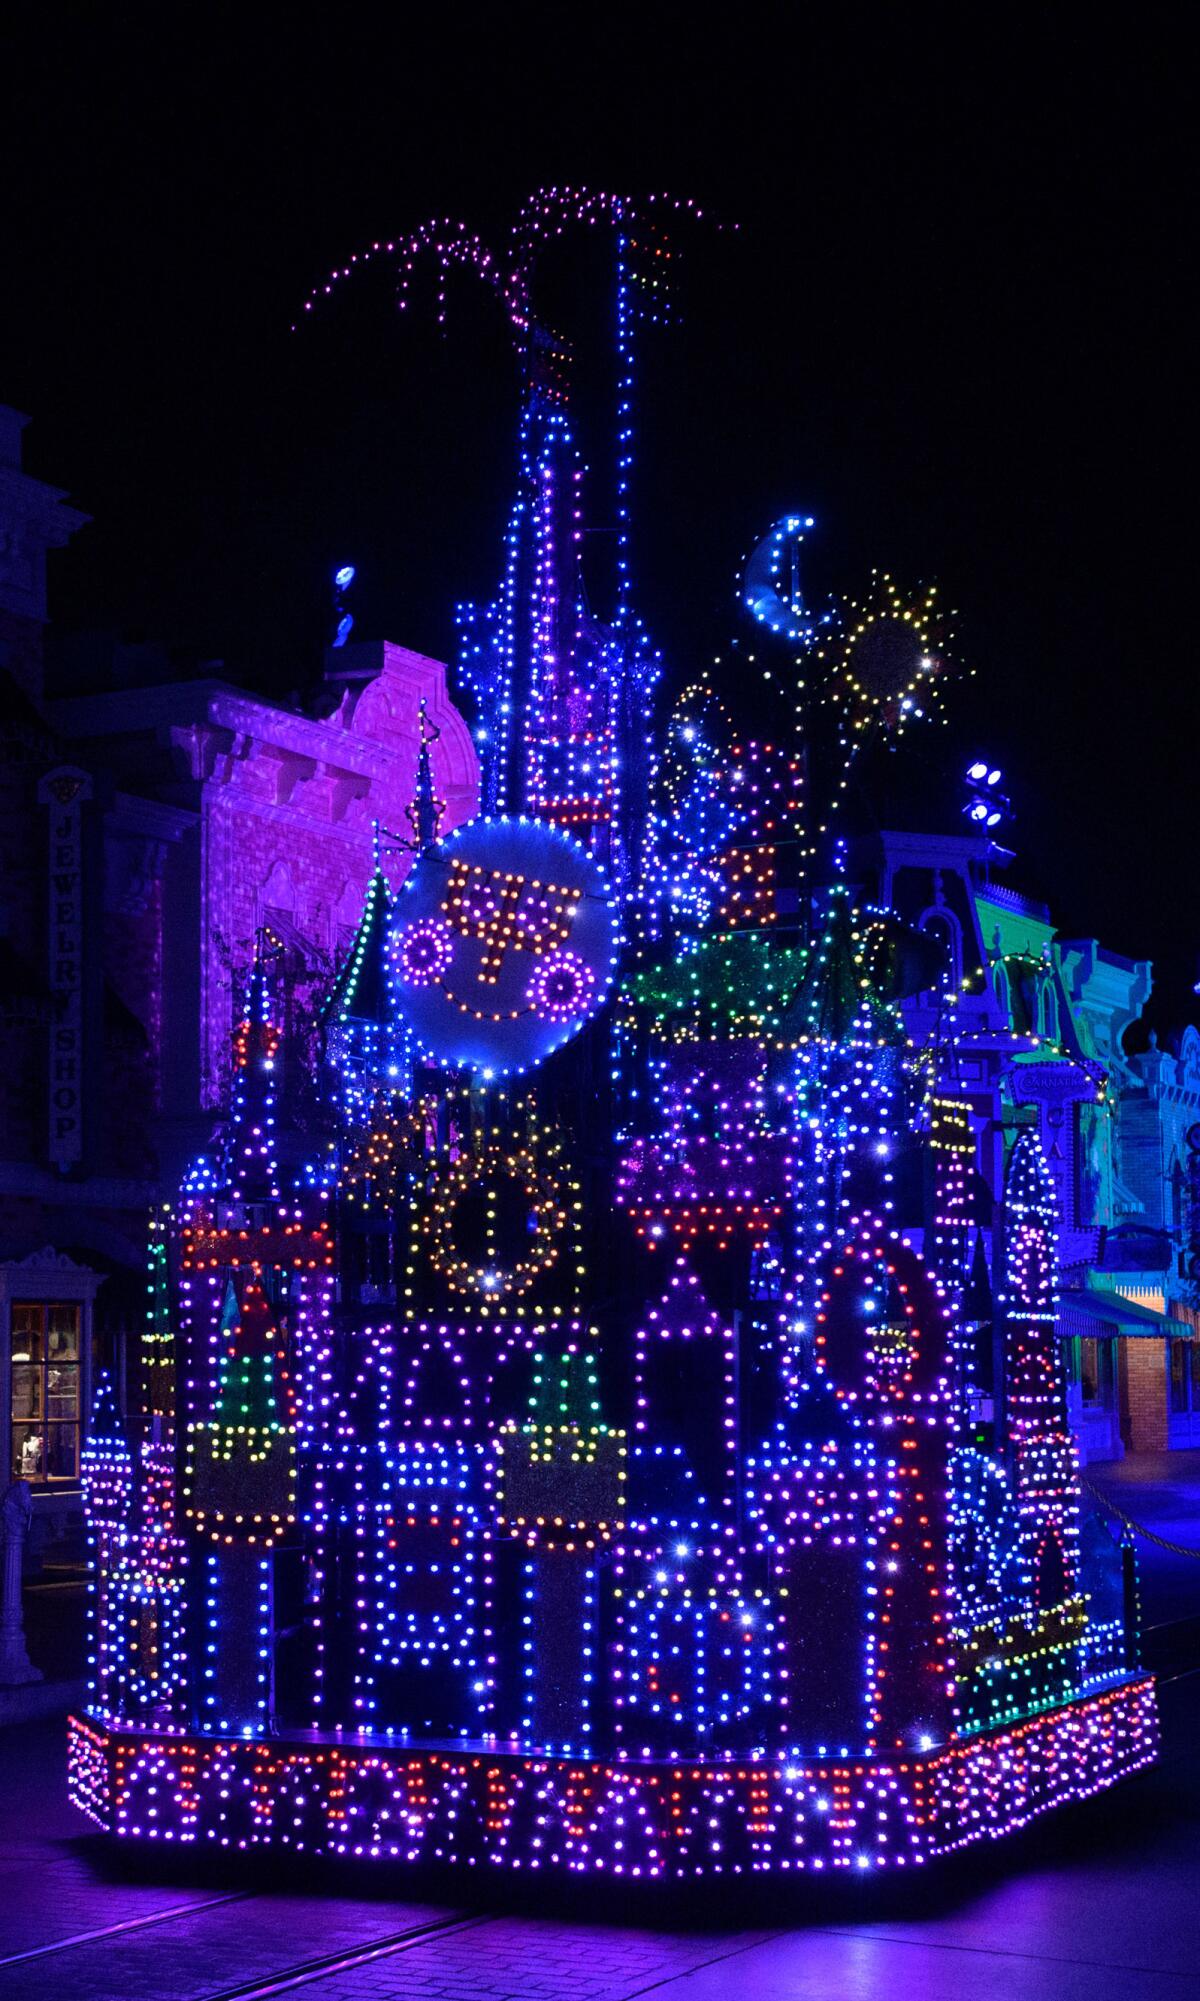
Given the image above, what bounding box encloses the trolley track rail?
[0,1889,253,1971]
[194,1912,490,2001]
[0,1886,483,1998]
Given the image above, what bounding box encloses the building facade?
[875,827,1200,1463]
[0,405,478,1548]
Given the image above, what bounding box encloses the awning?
[1059,1290,1192,1340]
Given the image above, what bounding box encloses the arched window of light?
[1039,978,1061,1045]
[918,908,962,995]
[992,958,1012,1023]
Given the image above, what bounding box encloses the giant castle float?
[70,193,1156,1875]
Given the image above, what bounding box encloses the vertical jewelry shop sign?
[38,766,92,1168]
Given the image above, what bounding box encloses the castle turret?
[80,1373,134,1716]
[183,1272,297,1733]
[178,939,325,1735]
[79,1216,188,1725]
[129,1208,186,1718]
[493,1335,624,1750]
[1001,1130,1080,1601]
[954,1127,1085,1732]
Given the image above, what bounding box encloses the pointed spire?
[407,700,445,854]
[320,846,393,1034]
[142,1206,176,1420]
[787,886,867,1043]
[219,1273,240,1341]
[962,1229,994,1322]
[785,887,904,1048]
[81,1371,135,1530]
[226,930,281,1200]
[85,1370,131,1456]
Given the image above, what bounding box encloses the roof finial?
[226,929,281,1200]
[407,699,445,853]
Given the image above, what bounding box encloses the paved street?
[4,1458,1200,2001]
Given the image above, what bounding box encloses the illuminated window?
[992,960,1012,1022]
[10,1302,81,1482]
[920,911,961,991]
[1038,979,1061,1044]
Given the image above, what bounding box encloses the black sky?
[1,12,1192,1024]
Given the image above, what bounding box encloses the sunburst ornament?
[819,575,952,743]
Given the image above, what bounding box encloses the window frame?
[916,907,963,997]
[0,1256,100,1495]
[10,1300,83,1484]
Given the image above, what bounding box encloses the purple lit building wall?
[0,404,477,1549]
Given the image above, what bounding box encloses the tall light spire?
[226,932,281,1202]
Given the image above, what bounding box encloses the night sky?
[2,15,1190,1026]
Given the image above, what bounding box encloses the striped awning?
[1059,1289,1192,1340]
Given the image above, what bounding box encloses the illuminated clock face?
[389,817,619,1075]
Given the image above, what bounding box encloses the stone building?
[0,407,478,1545]
[48,642,478,1176]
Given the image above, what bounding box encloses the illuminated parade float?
[69,194,1156,1874]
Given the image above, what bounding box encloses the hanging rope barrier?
[1081,1475,1200,1558]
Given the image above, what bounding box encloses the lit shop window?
[10,1302,81,1482]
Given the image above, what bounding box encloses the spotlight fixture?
[963,757,1010,830]
[331,562,357,649]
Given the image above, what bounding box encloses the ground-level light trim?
[68,1675,1156,1877]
